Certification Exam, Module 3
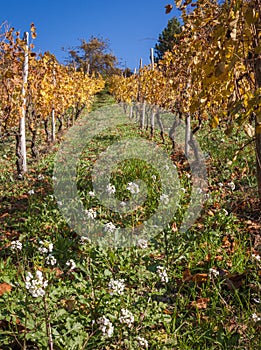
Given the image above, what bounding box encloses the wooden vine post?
[150,48,156,138]
[253,0,261,200]
[17,32,29,175]
[51,68,56,143]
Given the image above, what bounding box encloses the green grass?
[0,99,260,349]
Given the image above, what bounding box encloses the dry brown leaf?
[225,273,245,290]
[183,270,208,283]
[182,268,192,281]
[172,222,178,232]
[190,297,210,309]
[214,255,223,261]
[205,253,212,262]
[191,273,208,283]
[0,283,12,296]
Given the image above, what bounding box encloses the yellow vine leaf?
[211,116,219,128]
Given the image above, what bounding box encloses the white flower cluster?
[137,239,148,249]
[126,182,140,194]
[25,270,48,298]
[222,209,229,216]
[80,236,91,244]
[10,240,22,251]
[108,278,125,295]
[104,222,116,233]
[152,175,157,181]
[97,316,114,338]
[160,193,169,205]
[45,254,57,266]
[137,336,149,348]
[88,190,95,197]
[209,268,219,277]
[106,183,116,195]
[85,208,97,220]
[38,240,56,266]
[119,308,134,328]
[252,313,261,322]
[66,259,76,270]
[156,266,169,283]
[227,181,235,191]
[38,240,53,254]
[252,254,261,262]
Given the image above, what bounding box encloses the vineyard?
[0,0,261,349]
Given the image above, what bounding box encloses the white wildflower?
[97,316,114,338]
[85,208,97,220]
[80,236,91,244]
[66,259,76,270]
[252,313,261,322]
[37,174,44,180]
[28,189,34,195]
[38,240,53,254]
[18,173,23,179]
[10,240,22,251]
[252,254,261,262]
[38,246,48,254]
[137,336,148,348]
[45,254,57,266]
[222,209,229,216]
[156,266,169,283]
[126,182,140,194]
[160,193,169,205]
[88,191,95,197]
[137,239,148,249]
[218,182,224,187]
[104,222,116,233]
[253,298,261,304]
[209,268,219,277]
[152,175,157,181]
[25,270,48,298]
[108,278,125,295]
[106,183,116,195]
[51,176,57,181]
[227,181,235,191]
[119,308,134,327]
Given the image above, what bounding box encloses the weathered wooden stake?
[17,32,29,175]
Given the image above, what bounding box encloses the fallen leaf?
[183,270,208,283]
[0,283,12,296]
[183,269,192,281]
[191,273,208,283]
[163,308,173,315]
[190,297,210,309]
[172,222,178,232]
[225,273,245,290]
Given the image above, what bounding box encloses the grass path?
[0,93,260,349]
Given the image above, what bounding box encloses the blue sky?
[2,0,181,71]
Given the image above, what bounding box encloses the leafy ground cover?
[0,97,260,349]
